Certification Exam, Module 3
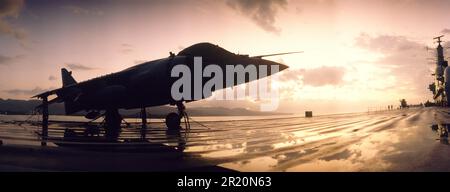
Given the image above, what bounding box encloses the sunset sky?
[1,0,450,114]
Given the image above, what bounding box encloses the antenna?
[434,35,444,45]
[251,51,303,59]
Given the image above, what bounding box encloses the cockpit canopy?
[177,42,235,63]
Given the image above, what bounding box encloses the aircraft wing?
[32,74,106,99]
[32,88,62,99]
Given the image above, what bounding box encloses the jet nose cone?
[263,59,289,72]
[278,62,289,71]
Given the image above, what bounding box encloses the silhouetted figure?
[400,99,408,109]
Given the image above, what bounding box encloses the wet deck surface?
[1,107,450,171]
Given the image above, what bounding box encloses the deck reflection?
[431,124,449,145]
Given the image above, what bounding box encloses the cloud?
[48,75,57,81]
[3,87,47,96]
[280,66,346,87]
[66,63,96,71]
[442,28,450,34]
[278,68,303,82]
[0,0,27,46]
[354,33,430,97]
[121,48,133,54]
[0,0,23,17]
[0,54,24,66]
[303,66,346,86]
[0,55,13,65]
[226,0,287,34]
[63,5,104,16]
[120,43,133,54]
[355,33,422,54]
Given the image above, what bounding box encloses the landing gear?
[165,112,181,130]
[104,108,122,140]
[165,102,190,130]
[165,102,189,151]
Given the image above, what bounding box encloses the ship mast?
[430,35,449,106]
[434,35,446,67]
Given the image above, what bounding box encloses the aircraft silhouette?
[34,42,298,140]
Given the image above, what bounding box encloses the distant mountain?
[0,98,289,117]
[0,99,45,115]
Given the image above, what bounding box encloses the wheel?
[165,112,181,130]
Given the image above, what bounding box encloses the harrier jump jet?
[34,43,299,140]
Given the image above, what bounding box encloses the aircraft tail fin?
[61,68,77,87]
[60,68,82,114]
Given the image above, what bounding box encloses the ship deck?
[0,107,449,171]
